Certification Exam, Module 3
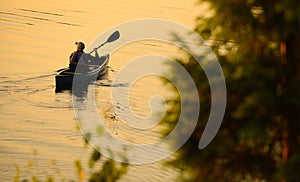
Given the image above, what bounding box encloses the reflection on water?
[0,0,201,181]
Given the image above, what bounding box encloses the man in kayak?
[69,42,99,72]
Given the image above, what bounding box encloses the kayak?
[55,54,109,92]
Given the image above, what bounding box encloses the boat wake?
[96,81,129,87]
[0,72,56,84]
[0,72,72,109]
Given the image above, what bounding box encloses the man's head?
[75,42,85,51]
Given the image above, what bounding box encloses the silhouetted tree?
[163,0,300,181]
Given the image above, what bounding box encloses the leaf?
[89,149,101,168]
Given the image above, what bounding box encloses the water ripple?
[0,11,81,27]
[0,17,34,26]
[16,8,64,17]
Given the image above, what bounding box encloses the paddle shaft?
[88,31,120,54]
[88,42,106,54]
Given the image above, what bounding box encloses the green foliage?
[163,0,300,181]
[73,148,129,182]
[89,158,128,182]
[14,166,20,182]
[88,148,128,182]
[89,149,102,168]
[74,160,84,181]
[15,145,128,182]
[84,132,92,146]
[13,151,60,182]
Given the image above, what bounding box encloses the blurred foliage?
[82,132,129,182]
[15,139,128,182]
[87,148,128,182]
[162,0,300,181]
[14,150,59,182]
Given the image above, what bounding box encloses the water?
[0,0,201,181]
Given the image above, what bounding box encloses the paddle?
[88,31,120,54]
[56,68,68,72]
[56,31,120,72]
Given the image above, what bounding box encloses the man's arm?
[69,52,74,63]
[86,49,100,62]
[94,48,100,59]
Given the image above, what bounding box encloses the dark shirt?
[68,50,100,71]
[69,51,83,63]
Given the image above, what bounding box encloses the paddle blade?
[106,31,120,43]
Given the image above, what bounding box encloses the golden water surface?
[0,0,206,181]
